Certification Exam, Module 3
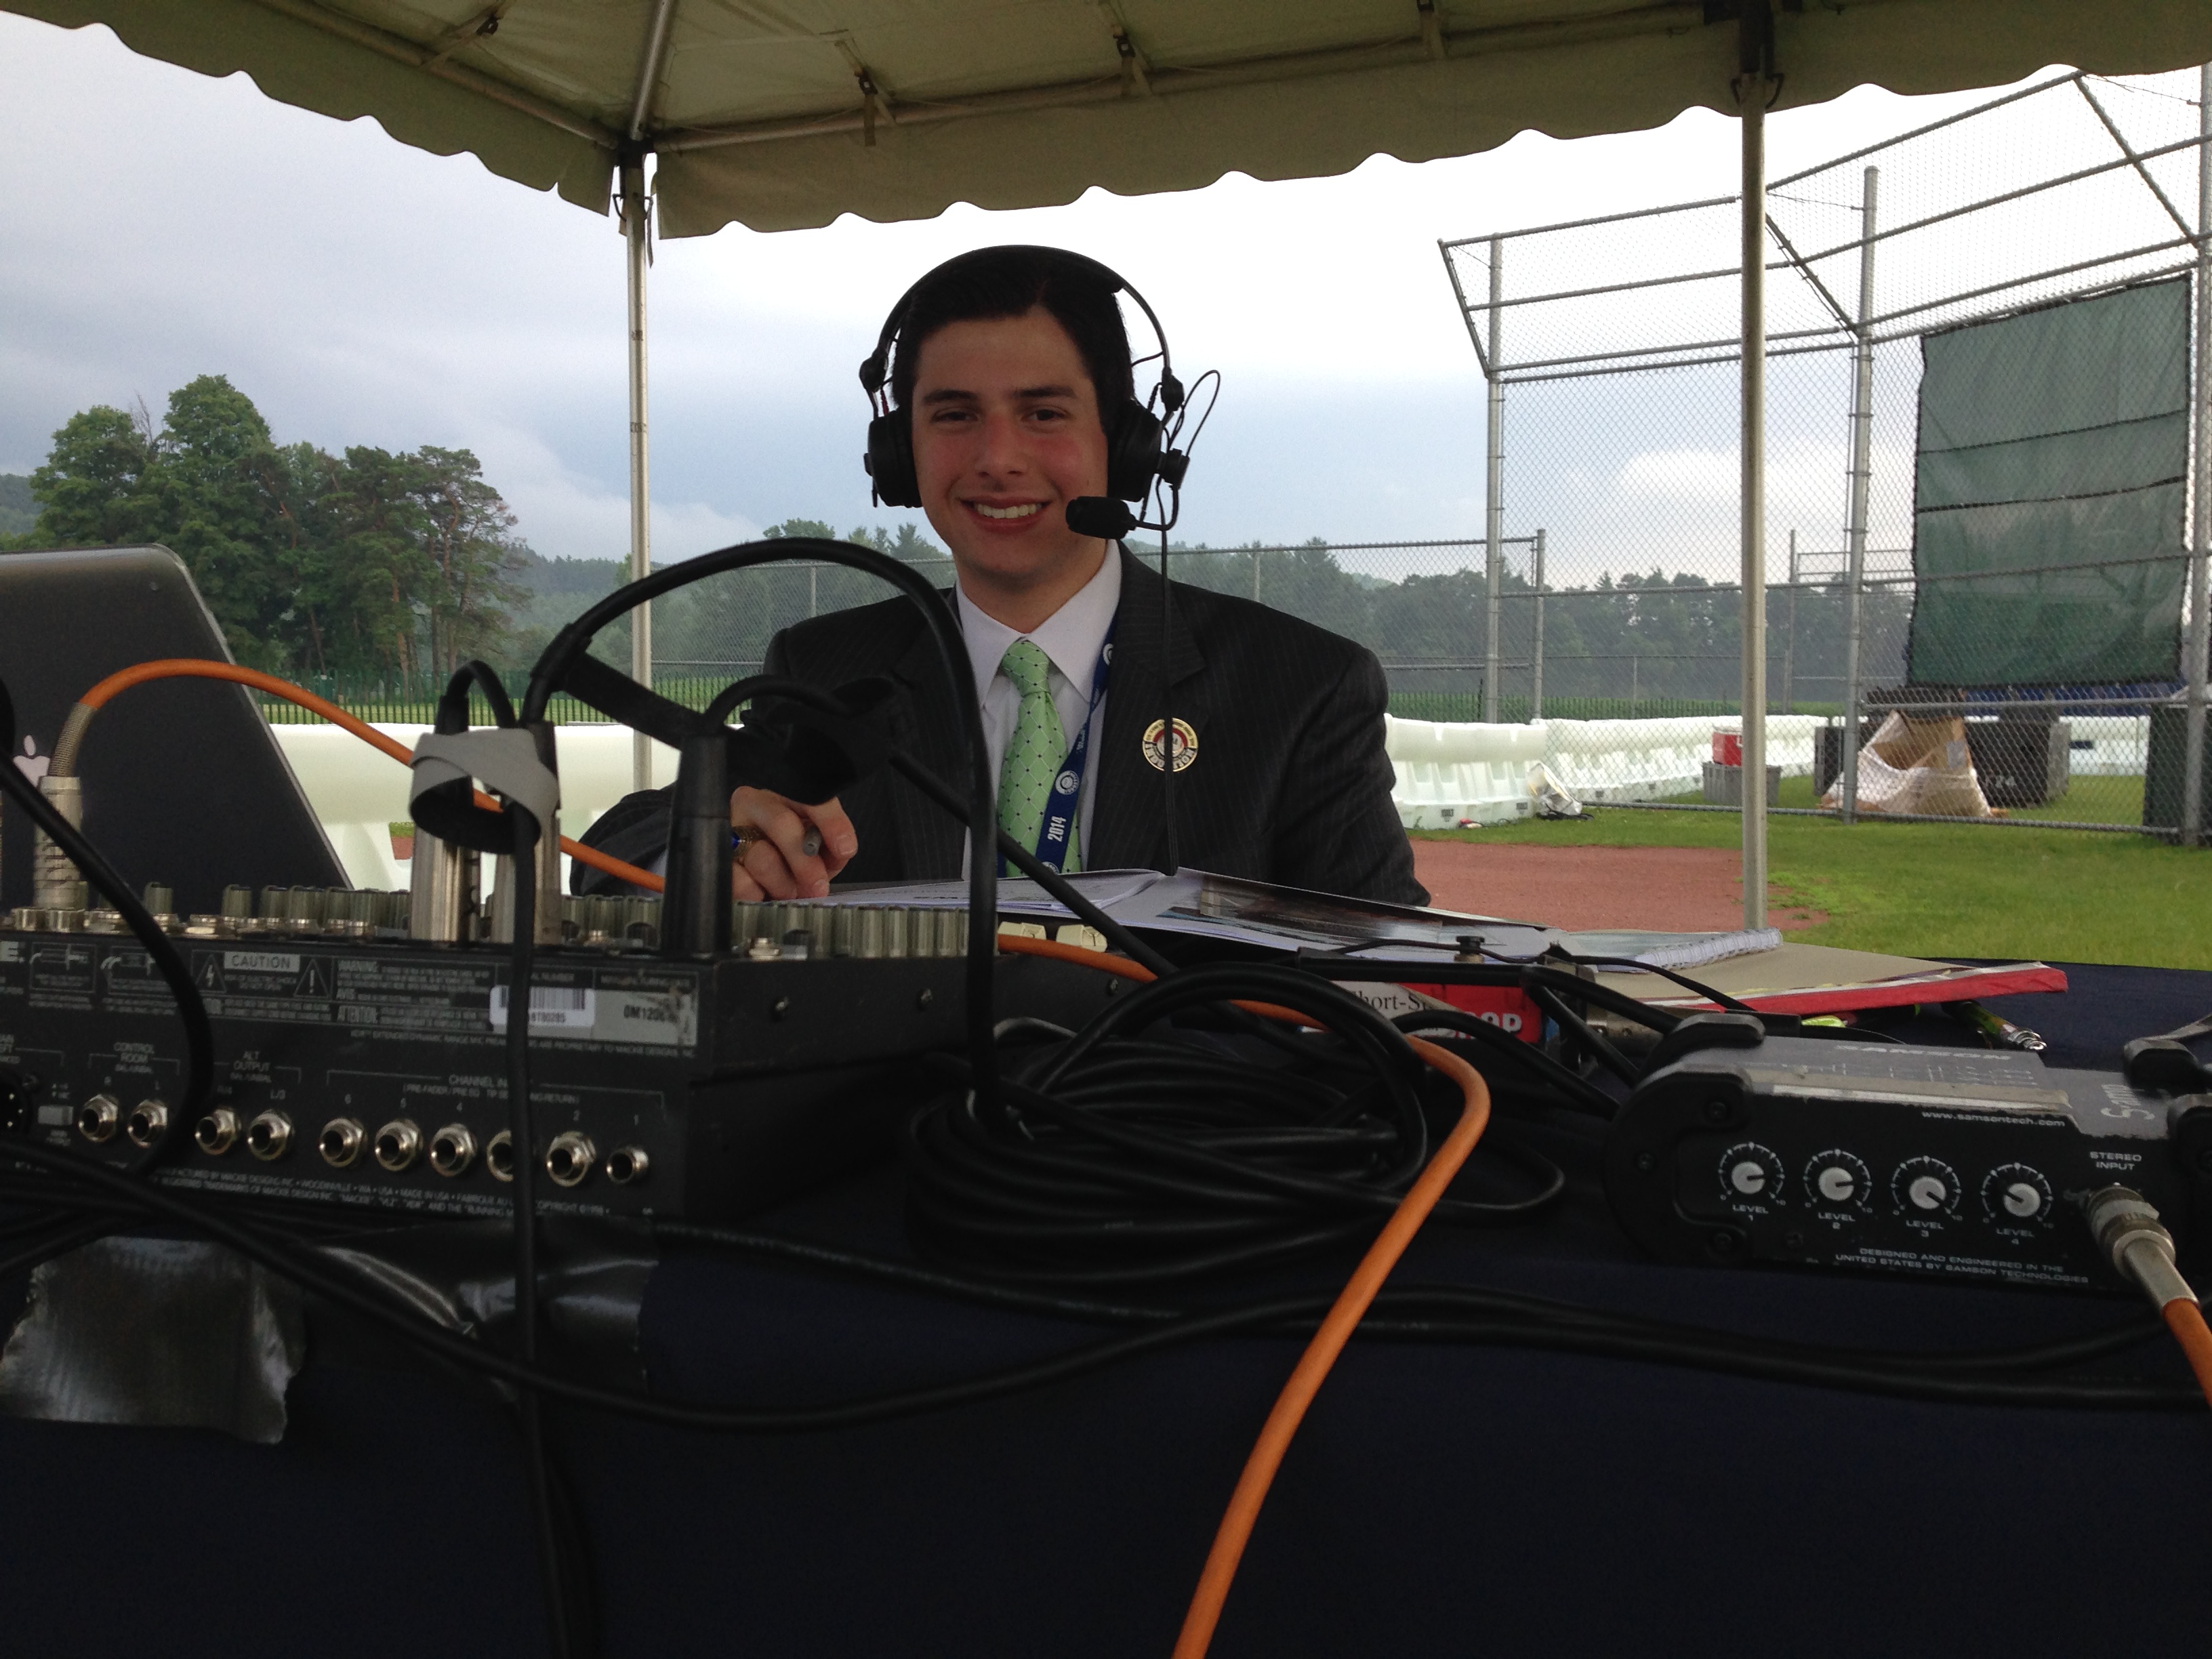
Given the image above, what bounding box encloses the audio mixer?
[1605,1027,2209,1290]
[0,886,1116,1221]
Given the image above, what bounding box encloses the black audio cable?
[902,962,1568,1290]
[520,537,1002,1107]
[0,677,211,1151]
[0,1147,2192,1417]
[503,802,596,1659]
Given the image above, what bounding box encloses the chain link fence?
[1436,66,2211,837]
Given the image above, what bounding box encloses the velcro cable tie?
[410,730,560,825]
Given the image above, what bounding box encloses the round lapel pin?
[1142,718,1197,773]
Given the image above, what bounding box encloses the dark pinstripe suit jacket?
[577,546,1425,906]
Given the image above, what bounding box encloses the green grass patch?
[1416,807,2209,970]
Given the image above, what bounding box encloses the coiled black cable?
[904,962,1563,1288]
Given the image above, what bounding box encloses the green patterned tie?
[996,638,1080,874]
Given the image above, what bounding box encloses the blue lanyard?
[1017,621,1115,875]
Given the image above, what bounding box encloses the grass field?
[1414,801,2209,970]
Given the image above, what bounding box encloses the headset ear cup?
[865,409,922,509]
[1105,400,1164,504]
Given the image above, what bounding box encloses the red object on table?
[1398,981,1545,1042]
[1712,731,1743,766]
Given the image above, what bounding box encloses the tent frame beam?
[249,0,617,148]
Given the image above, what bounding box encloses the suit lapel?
[1092,546,1205,871]
[881,594,970,878]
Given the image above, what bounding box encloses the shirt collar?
[956,546,1122,694]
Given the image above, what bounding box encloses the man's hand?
[731,786,857,901]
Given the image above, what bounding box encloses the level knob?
[1804,1150,1870,1210]
[1719,1143,1784,1204]
[1981,1164,2053,1225]
[1892,1157,1961,1217]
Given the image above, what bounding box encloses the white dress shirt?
[956,548,1121,870]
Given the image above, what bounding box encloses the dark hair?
[888,248,1136,420]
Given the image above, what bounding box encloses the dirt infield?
[1410,839,1825,933]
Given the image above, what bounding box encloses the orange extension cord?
[994,933,1492,1659]
[2163,1299,2212,1409]
[65,659,665,893]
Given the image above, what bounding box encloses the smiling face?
[907,306,1113,631]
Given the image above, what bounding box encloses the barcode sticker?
[489,985,598,1031]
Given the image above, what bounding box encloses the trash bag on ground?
[1820,712,1998,818]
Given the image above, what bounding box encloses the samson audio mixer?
[1605,1027,2212,1290]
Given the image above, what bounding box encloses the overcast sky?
[1,13,2076,571]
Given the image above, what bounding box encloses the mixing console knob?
[1804,1150,1870,1210]
[1893,1158,1961,1216]
[1982,1164,2053,1225]
[1719,1143,1784,1204]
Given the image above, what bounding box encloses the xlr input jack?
[245,1111,292,1160]
[124,1099,169,1149]
[194,1107,242,1155]
[372,1119,422,1172]
[75,1093,121,1143]
[485,1129,516,1183]
[428,1124,476,1178]
[319,1117,366,1168]
[546,1131,596,1189]
[605,1145,650,1186]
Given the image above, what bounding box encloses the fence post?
[1252,547,1262,603]
[1840,164,1881,825]
[808,564,819,619]
[2184,62,2211,846]
[1739,50,1772,932]
[1532,529,1547,722]
[1484,235,1506,724]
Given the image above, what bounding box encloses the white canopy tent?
[16,0,2212,915]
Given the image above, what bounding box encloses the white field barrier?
[2060,715,2148,777]
[277,712,2156,881]
[273,723,676,891]
[1386,715,1824,827]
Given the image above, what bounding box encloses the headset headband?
[857,245,1183,416]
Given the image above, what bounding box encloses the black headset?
[858,245,1186,514]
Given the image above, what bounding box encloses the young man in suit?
[579,246,1425,907]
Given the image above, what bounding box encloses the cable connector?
[2085,1185,2197,1309]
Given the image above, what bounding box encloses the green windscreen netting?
[1906,275,2190,687]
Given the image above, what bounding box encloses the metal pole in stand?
[1736,11,1775,930]
[1841,164,1881,825]
[1484,235,1506,724]
[620,3,676,798]
[621,159,655,795]
[2183,62,2211,847]
[1532,528,1547,722]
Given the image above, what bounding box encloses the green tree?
[20,375,533,679]
[27,401,165,549]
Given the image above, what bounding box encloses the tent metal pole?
[1841,165,1879,825]
[1484,235,1505,724]
[622,159,653,794]
[1738,54,1771,929]
[620,0,678,797]
[2183,62,2210,847]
